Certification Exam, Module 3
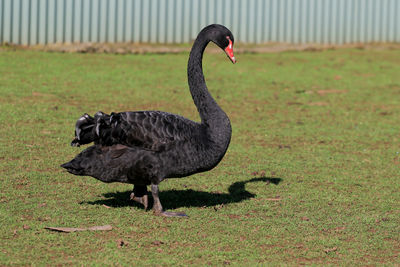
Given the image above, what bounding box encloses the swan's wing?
[103,111,200,152]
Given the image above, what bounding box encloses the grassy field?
[0,47,399,265]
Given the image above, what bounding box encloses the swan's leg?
[130,185,148,210]
[151,183,187,217]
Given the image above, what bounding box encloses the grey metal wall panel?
[0,0,399,45]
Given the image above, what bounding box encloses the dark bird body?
[61,24,236,216]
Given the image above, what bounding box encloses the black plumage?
[61,24,236,217]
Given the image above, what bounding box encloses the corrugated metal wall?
[0,0,399,45]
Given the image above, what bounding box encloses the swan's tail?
[70,111,115,147]
[70,113,95,147]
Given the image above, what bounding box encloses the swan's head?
[204,24,236,64]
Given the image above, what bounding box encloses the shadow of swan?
[82,177,282,210]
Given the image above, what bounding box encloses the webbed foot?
[150,183,188,217]
[130,193,149,210]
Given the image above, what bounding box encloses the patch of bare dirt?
[308,102,329,106]
[317,89,348,96]
[2,42,400,54]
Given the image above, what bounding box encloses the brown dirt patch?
[2,42,400,54]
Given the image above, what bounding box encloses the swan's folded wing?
[109,111,199,152]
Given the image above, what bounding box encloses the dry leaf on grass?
[45,225,112,233]
[324,247,338,253]
[152,240,164,246]
[317,89,347,95]
[265,198,281,201]
[308,102,328,106]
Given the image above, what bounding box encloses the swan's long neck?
[187,35,232,148]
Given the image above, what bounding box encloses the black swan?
[61,24,236,217]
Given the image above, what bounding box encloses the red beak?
[224,39,236,64]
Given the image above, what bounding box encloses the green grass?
[0,47,399,265]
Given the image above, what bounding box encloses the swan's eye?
[226,36,232,48]
[226,36,233,48]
